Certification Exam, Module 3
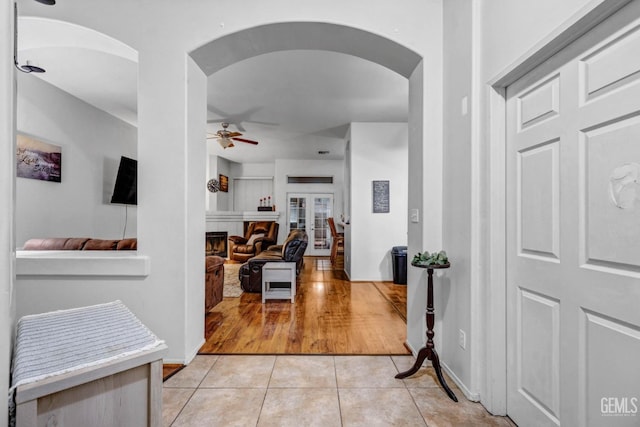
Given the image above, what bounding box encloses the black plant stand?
[395,262,458,402]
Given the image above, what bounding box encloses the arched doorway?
[186,21,438,358]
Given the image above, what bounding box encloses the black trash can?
[391,246,408,284]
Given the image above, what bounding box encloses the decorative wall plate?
[207,179,220,193]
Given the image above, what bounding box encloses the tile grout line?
[405,382,430,426]
[332,355,345,426]
[168,387,196,427]
[393,354,429,427]
[167,355,220,426]
[254,354,278,426]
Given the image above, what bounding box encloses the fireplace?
[205,232,228,258]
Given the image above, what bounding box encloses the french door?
[287,193,333,256]
[506,7,640,426]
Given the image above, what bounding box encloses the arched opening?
[186,21,433,355]
[191,22,422,77]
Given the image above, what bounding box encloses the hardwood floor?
[200,257,410,355]
[162,364,184,381]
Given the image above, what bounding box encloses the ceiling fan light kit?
[218,138,234,149]
[14,0,55,74]
[207,122,259,149]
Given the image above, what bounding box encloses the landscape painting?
[219,174,229,192]
[16,134,62,182]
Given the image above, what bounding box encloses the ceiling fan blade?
[227,131,243,137]
[232,137,259,145]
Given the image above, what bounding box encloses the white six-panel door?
[506,9,640,427]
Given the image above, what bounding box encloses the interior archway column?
[137,47,207,363]
[407,57,444,354]
[1,0,16,422]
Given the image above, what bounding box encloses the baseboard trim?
[163,338,205,365]
[186,339,205,364]
[402,340,480,402]
[441,361,480,402]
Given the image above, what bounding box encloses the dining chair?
[327,217,344,266]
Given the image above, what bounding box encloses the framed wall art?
[219,174,229,192]
[16,134,62,183]
[372,180,390,213]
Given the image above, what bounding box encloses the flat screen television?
[111,156,137,205]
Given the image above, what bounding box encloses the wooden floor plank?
[162,364,183,381]
[200,257,410,355]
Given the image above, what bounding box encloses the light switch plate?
[459,329,466,349]
[410,209,419,223]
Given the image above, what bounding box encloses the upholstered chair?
[228,221,279,262]
[239,229,308,293]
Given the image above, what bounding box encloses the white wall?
[207,155,233,211]
[207,157,277,212]
[342,136,352,222]
[230,162,275,211]
[1,1,15,425]
[217,157,232,211]
[343,131,352,274]
[16,75,137,246]
[442,0,474,397]
[231,162,275,178]
[184,57,208,363]
[348,123,408,281]
[481,0,595,80]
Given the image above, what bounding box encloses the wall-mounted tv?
[111,156,137,205]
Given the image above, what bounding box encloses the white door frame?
[286,192,334,256]
[481,0,633,415]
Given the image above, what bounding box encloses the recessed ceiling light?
[318,150,330,155]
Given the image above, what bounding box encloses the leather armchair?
[228,221,279,262]
[239,229,308,293]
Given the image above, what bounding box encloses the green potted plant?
[411,250,449,268]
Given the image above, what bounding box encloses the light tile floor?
[163,355,516,426]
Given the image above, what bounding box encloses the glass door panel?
[313,196,331,251]
[288,196,306,231]
[287,193,333,256]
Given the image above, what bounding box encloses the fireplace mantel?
[205,211,281,238]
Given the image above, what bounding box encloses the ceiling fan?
[207,122,259,149]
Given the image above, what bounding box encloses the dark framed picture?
[372,180,390,213]
[16,134,62,183]
[219,174,229,192]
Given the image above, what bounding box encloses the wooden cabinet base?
[15,348,166,427]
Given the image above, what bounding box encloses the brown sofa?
[22,237,137,250]
[228,221,279,262]
[239,229,308,293]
